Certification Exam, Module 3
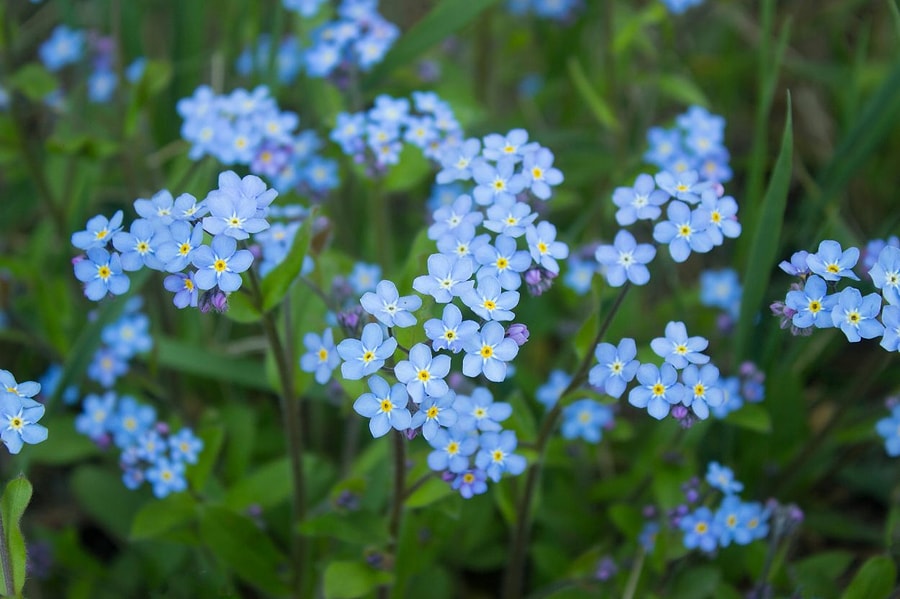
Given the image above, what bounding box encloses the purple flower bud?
[245,503,263,518]
[739,361,757,377]
[684,488,699,504]
[154,421,170,435]
[441,470,456,483]
[716,313,735,334]
[404,427,419,441]
[524,266,557,296]
[199,290,228,313]
[337,306,363,337]
[671,405,689,420]
[248,244,263,260]
[505,323,530,346]
[886,396,900,410]
[335,490,360,511]
[642,505,657,518]
[594,556,618,581]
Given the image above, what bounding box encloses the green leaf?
[187,425,225,492]
[261,209,314,312]
[154,337,273,391]
[71,466,143,540]
[794,551,854,599]
[323,560,392,599]
[405,477,454,509]
[25,416,100,465]
[656,74,709,107]
[7,64,57,101]
[841,555,896,599]
[723,403,772,434]
[735,93,792,362]
[362,0,500,90]
[198,506,290,596]
[567,57,618,130]
[608,503,643,538]
[223,291,261,324]
[0,477,32,596]
[298,511,389,546]
[382,145,431,193]
[224,458,292,511]
[130,493,197,541]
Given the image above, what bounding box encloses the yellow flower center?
[480,345,494,359]
[532,167,543,179]
[318,349,329,362]
[97,265,111,280]
[184,279,195,292]
[179,243,192,256]
[362,351,375,363]
[213,259,227,273]
[809,300,821,314]
[695,522,708,534]
[496,257,509,270]
[482,299,496,311]
[380,398,393,412]
[651,383,665,397]
[426,406,439,418]
[417,370,431,382]
[95,229,108,240]
[446,441,459,455]
[537,242,548,254]
[694,383,706,397]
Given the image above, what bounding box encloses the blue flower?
[134,190,176,225]
[650,321,710,369]
[75,391,117,441]
[300,328,341,384]
[88,68,118,103]
[413,254,474,303]
[680,506,721,552]
[72,211,124,250]
[169,428,204,464]
[778,250,811,277]
[360,280,422,327]
[699,189,741,245]
[174,193,207,221]
[454,387,512,432]
[589,338,639,398]
[0,393,48,454]
[336,322,398,380]
[869,245,900,305]
[410,391,458,440]
[462,321,519,382]
[87,348,128,388]
[156,221,204,272]
[785,275,837,329]
[483,197,538,239]
[653,200,713,263]
[461,276,519,322]
[807,240,860,282]
[135,429,166,462]
[191,235,254,292]
[0,370,40,398]
[112,219,167,272]
[352,375,412,438]
[472,157,527,206]
[655,170,704,204]
[475,430,527,482]
[521,147,564,200]
[436,138,482,184]
[39,25,85,71]
[715,496,769,546]
[452,468,488,498]
[482,129,536,162]
[880,305,900,352]
[110,395,156,449]
[428,194,483,241]
[563,258,597,295]
[536,370,572,409]
[628,363,685,420]
[595,230,656,287]
[394,343,452,403]
[348,262,381,294]
[475,235,532,291]
[561,399,613,443]
[876,405,900,456]
[526,222,569,274]
[612,174,669,226]
[680,364,724,420]
[426,426,478,475]
[202,191,270,241]
[706,461,743,494]
[699,268,742,315]
[102,312,152,359]
[644,127,683,167]
[436,229,490,272]
[145,457,187,498]
[163,271,200,308]
[423,304,479,353]
[830,287,884,342]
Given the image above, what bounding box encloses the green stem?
[621,548,645,599]
[379,431,407,599]
[0,509,13,597]
[246,268,306,596]
[502,283,632,599]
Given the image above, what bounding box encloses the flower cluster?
[75,391,203,498]
[331,92,463,176]
[303,0,399,79]
[773,239,899,347]
[86,299,153,389]
[0,370,49,454]
[505,0,583,22]
[282,0,328,17]
[699,267,742,329]
[71,171,278,310]
[236,35,303,85]
[643,105,732,185]
[177,86,338,197]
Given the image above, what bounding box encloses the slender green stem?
[621,548,645,599]
[502,283,632,599]
[246,268,306,596]
[378,431,407,599]
[0,510,13,596]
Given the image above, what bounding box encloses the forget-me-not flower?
[830,287,884,342]
[74,248,131,301]
[410,391,458,440]
[0,393,48,454]
[191,235,254,292]
[454,387,512,432]
[360,280,422,327]
[785,275,836,329]
[394,343,451,403]
[337,322,398,380]
[353,375,411,437]
[869,245,900,305]
[807,240,860,282]
[628,362,685,420]
[461,276,519,322]
[423,304,479,353]
[595,230,656,286]
[651,321,710,369]
[653,200,713,263]
[612,174,669,226]
[71,211,124,250]
[561,399,613,443]
[300,328,341,384]
[427,427,478,473]
[589,338,639,398]
[680,364,724,420]
[413,254,474,303]
[526,222,569,274]
[476,430,527,482]
[462,321,519,382]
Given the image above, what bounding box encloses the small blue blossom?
[423,304,479,353]
[135,429,166,462]
[476,430,527,482]
[807,240,860,282]
[410,392,458,440]
[191,235,254,292]
[876,404,900,456]
[360,280,422,327]
[650,321,710,369]
[348,262,381,294]
[536,370,572,409]
[427,427,478,473]
[110,396,156,449]
[87,348,128,388]
[563,258,597,295]
[394,343,452,403]
[521,147,564,200]
[483,197,538,239]
[526,222,569,274]
[655,170,704,204]
[300,328,341,384]
[0,370,40,398]
[169,428,204,464]
[39,25,85,71]
[163,271,200,309]
[830,287,884,342]
[352,375,412,438]
[471,157,527,206]
[706,461,743,494]
[680,364,724,420]
[102,312,152,359]
[475,235,532,291]
[75,391,117,441]
[454,387,512,432]
[589,338,639,399]
[652,200,713,263]
[680,506,721,552]
[785,275,837,329]
[0,393,48,454]
[612,174,669,226]
[639,522,660,551]
[336,323,398,380]
[594,230,656,287]
[413,254,474,303]
[134,190,176,225]
[716,496,769,546]
[628,363,685,420]
[112,219,166,272]
[72,211,124,251]
[561,399,613,443]
[699,189,741,246]
[880,305,900,352]
[779,250,811,277]
[202,190,270,241]
[428,194,483,241]
[436,138,482,184]
[452,468,489,498]
[699,268,742,316]
[145,457,187,498]
[869,245,900,305]
[156,221,204,272]
[462,321,519,382]
[461,276,519,322]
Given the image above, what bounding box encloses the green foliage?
[323,561,393,599]
[0,477,32,597]
[841,555,897,599]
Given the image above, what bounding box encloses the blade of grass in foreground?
[735,93,793,363]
